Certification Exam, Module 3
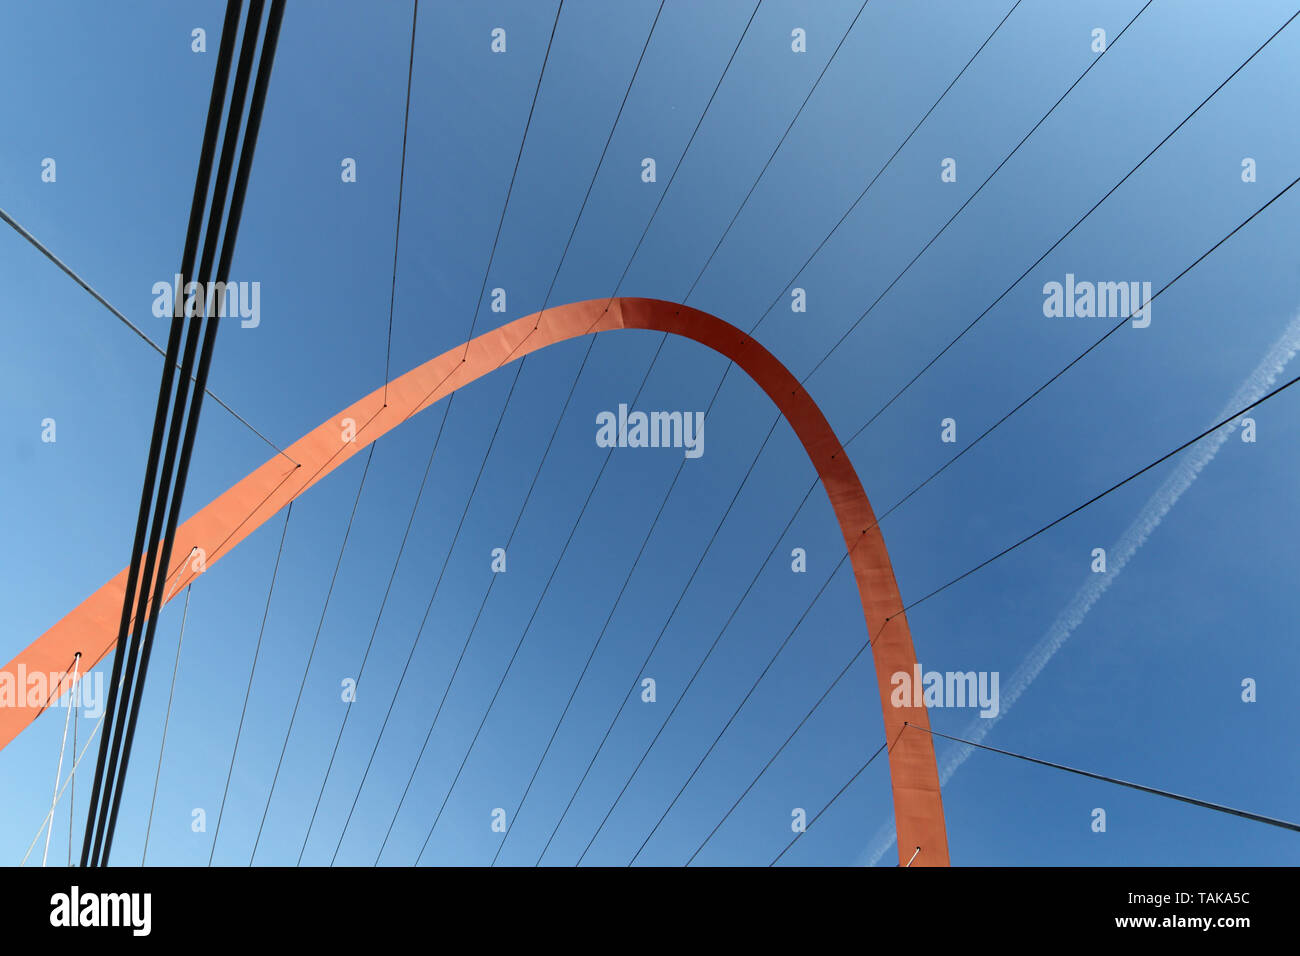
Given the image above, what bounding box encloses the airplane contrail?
[861,307,1300,866]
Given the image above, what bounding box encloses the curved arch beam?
[0,297,949,866]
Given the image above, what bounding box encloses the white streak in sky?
[860,309,1300,867]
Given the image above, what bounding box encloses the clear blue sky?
[1,0,1297,866]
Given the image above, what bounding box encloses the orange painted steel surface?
[0,298,949,866]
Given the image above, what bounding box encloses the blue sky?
[1,0,1297,867]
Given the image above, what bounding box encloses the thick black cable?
[97,0,286,866]
[80,0,245,867]
[95,0,267,863]
[908,724,1300,834]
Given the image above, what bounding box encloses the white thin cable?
[68,676,78,867]
[42,653,80,866]
[21,681,114,866]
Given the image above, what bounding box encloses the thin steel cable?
[378,0,763,866]
[716,0,1040,353]
[295,412,452,863]
[459,0,564,361]
[370,332,627,865]
[683,622,878,865]
[601,172,1300,865]
[799,0,1157,385]
[598,0,762,313]
[330,0,669,868]
[0,206,294,464]
[383,0,419,405]
[410,1,768,865]
[285,0,563,866]
[492,2,877,865]
[852,171,1300,562]
[769,739,889,866]
[845,4,1300,444]
[585,166,1300,861]
[248,444,376,864]
[21,679,117,866]
[43,653,80,867]
[409,339,668,865]
[535,477,820,865]
[141,584,192,865]
[677,0,885,305]
[642,334,1300,862]
[208,505,293,864]
[582,553,855,865]
[908,724,1300,834]
[68,667,77,867]
[529,0,1027,862]
[494,413,783,866]
[893,363,1300,617]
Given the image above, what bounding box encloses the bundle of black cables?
[80,0,287,867]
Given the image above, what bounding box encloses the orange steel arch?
[0,297,949,866]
